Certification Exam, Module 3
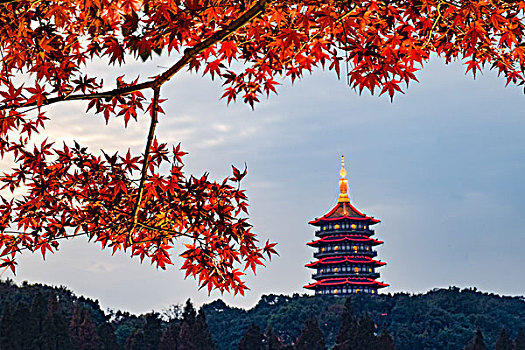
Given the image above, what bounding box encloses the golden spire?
[338,155,350,203]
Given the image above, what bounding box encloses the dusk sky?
[2,54,524,315]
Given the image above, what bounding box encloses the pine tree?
[181,299,197,325]
[98,323,122,350]
[43,293,76,350]
[143,312,162,350]
[495,328,514,350]
[178,300,197,350]
[178,300,216,350]
[0,302,33,350]
[515,328,525,350]
[264,327,282,350]
[464,330,488,350]
[294,318,326,350]
[30,292,48,350]
[354,314,377,350]
[125,329,146,350]
[69,304,103,350]
[193,309,216,350]
[375,330,396,350]
[333,298,358,350]
[0,303,16,349]
[238,324,265,350]
[158,322,179,350]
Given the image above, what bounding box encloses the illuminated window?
[351,224,357,229]
[322,226,326,231]
[371,290,376,294]
[356,288,360,293]
[334,245,339,250]
[353,245,357,251]
[334,289,338,294]
[334,267,339,273]
[322,247,325,252]
[354,267,359,273]
[334,224,340,229]
[369,268,372,272]
[364,225,367,229]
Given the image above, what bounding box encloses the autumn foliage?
[0,0,524,293]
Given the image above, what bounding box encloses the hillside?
[0,280,524,349]
[203,288,525,350]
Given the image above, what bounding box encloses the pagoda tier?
[304,156,388,296]
[307,235,384,247]
[306,256,386,267]
[309,200,380,226]
[304,277,389,295]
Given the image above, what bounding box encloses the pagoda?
[304,156,388,295]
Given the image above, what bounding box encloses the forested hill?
[203,288,525,350]
[0,279,524,350]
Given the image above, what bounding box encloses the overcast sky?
[2,54,524,314]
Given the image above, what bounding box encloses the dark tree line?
[332,299,395,350]
[204,287,525,350]
[233,299,525,350]
[0,281,215,350]
[0,292,117,350]
[1,281,525,350]
[234,299,396,350]
[464,328,525,350]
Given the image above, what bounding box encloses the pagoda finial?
[338,155,350,203]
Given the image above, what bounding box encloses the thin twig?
[135,221,207,243]
[0,223,120,254]
[128,86,160,243]
[423,1,445,48]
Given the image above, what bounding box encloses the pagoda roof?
[305,256,386,268]
[309,201,380,226]
[307,235,384,247]
[303,277,389,289]
[309,156,380,226]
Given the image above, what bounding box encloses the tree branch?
[154,0,272,87]
[0,0,272,112]
[135,222,205,243]
[0,223,120,255]
[128,86,160,243]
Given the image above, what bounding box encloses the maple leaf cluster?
[0,0,523,293]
